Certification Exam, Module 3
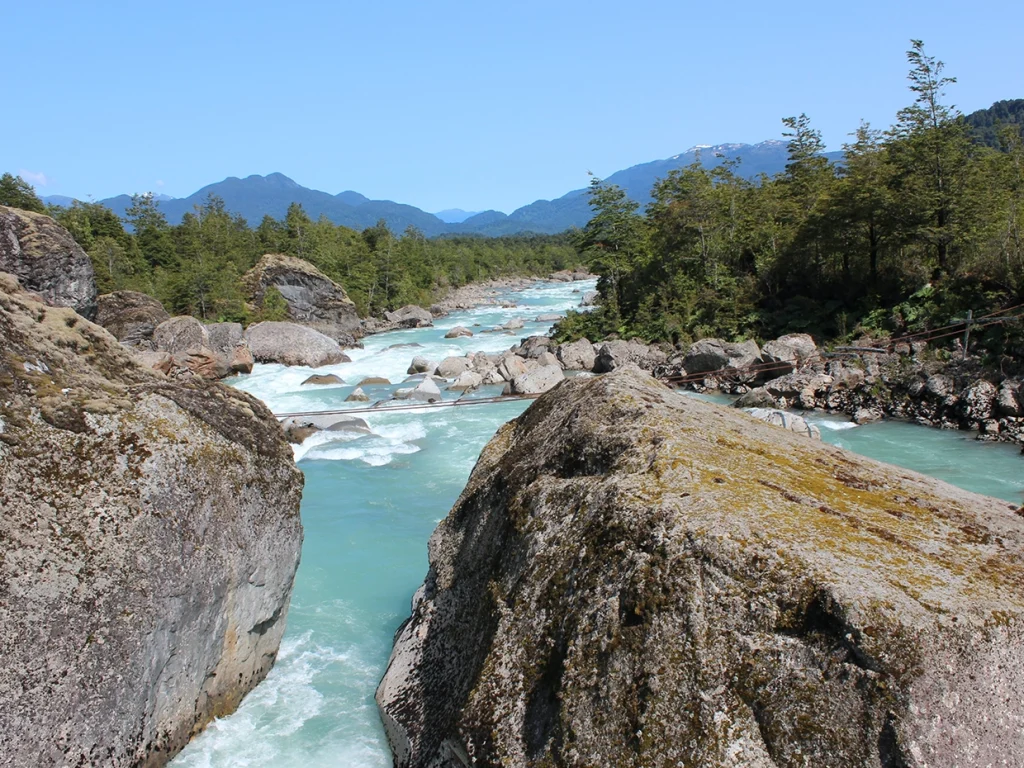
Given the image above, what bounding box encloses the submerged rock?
[346,386,370,402]
[744,406,822,439]
[301,373,345,386]
[0,205,98,319]
[0,272,303,766]
[377,367,1024,768]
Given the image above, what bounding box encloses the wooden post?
[962,309,973,361]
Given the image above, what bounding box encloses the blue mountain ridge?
[43,140,832,236]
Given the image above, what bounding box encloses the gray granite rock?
[378,367,1024,768]
[0,206,97,319]
[0,273,303,766]
[244,321,350,367]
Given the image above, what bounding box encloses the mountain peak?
[254,172,300,188]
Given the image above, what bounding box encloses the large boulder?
[385,305,434,328]
[0,206,97,319]
[448,371,484,392]
[244,321,350,367]
[506,364,564,395]
[243,253,361,345]
[0,272,303,766]
[436,356,472,379]
[377,367,1024,768]
[408,356,438,375]
[94,291,170,348]
[497,354,529,382]
[516,335,554,360]
[594,339,667,373]
[206,322,254,375]
[682,338,763,379]
[153,315,210,355]
[997,381,1023,417]
[761,333,818,374]
[556,337,597,371]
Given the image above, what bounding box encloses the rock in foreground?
[0,273,304,766]
[377,367,1024,768]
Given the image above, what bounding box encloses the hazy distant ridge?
[41,140,818,235]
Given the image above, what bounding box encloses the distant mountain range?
[42,140,805,237]
[36,99,1022,237]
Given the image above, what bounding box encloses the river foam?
[174,277,1023,767]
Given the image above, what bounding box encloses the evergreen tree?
[0,173,45,213]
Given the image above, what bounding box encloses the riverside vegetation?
[555,42,1024,373]
[0,171,579,323]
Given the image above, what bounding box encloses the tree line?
[558,41,1024,363]
[0,175,578,322]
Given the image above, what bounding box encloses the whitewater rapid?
[172,278,1024,768]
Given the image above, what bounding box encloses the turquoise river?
[172,279,1024,767]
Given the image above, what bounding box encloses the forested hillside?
[964,98,1024,148]
[557,41,1024,362]
[0,174,578,320]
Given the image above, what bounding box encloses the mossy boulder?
[0,272,303,766]
[377,366,1024,768]
[242,253,361,345]
[0,205,97,319]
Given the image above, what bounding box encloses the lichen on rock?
[0,272,303,766]
[377,366,1024,768]
[0,205,98,319]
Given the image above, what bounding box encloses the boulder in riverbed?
[301,373,345,386]
[346,386,370,402]
[744,406,822,439]
[556,337,596,371]
[444,326,473,338]
[243,253,361,345]
[407,356,438,375]
[449,371,484,392]
[386,305,434,328]
[505,364,564,395]
[377,366,1024,768]
[94,290,170,348]
[436,356,472,378]
[734,386,777,409]
[244,321,351,367]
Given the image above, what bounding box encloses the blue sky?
[4,0,1022,213]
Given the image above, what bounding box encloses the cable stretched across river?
[273,393,542,419]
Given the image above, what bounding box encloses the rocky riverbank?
[377,366,1024,768]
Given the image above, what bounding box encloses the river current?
[172,279,1024,767]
